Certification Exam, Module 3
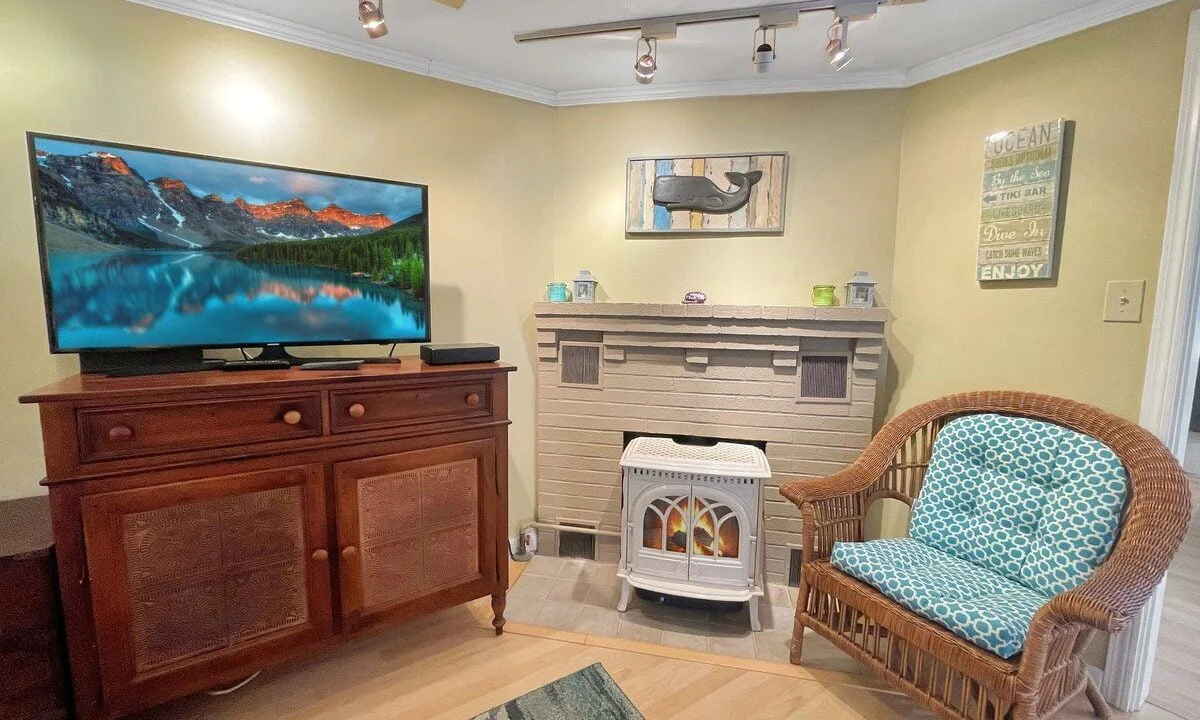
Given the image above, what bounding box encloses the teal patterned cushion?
[831,538,1047,658]
[909,414,1128,597]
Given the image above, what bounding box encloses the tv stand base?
[253,345,401,365]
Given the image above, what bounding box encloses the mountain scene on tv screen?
[32,138,428,350]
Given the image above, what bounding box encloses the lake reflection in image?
[47,251,428,350]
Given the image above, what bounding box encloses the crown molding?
[123,0,559,106]
[904,0,1177,86]
[126,0,1175,107]
[555,71,908,107]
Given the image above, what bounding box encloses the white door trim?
[1102,8,1200,711]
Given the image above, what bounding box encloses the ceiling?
[127,0,1173,106]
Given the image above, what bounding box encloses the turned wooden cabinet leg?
[491,592,506,635]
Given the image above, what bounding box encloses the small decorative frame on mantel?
[626,152,788,234]
[977,119,1072,282]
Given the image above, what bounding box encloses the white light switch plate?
[1103,281,1146,323]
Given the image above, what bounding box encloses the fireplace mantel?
[533,301,886,585]
[533,302,889,321]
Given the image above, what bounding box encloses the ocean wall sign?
[626,152,787,234]
[977,119,1070,281]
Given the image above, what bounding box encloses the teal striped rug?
[472,663,644,720]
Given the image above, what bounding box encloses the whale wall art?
[626,152,787,234]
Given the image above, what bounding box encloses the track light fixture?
[752,26,777,75]
[634,37,658,84]
[358,0,388,39]
[826,17,852,71]
[515,1,912,80]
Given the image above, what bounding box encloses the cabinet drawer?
[330,381,490,433]
[77,394,322,462]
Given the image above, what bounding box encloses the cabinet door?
[334,438,497,626]
[81,465,332,713]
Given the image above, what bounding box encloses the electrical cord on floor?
[206,671,261,696]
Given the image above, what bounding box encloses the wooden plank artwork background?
[626,154,787,233]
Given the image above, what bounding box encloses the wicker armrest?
[1039,549,1178,635]
[1021,553,1173,680]
[778,466,881,507]
[779,396,951,510]
[778,400,951,563]
[1038,446,1190,636]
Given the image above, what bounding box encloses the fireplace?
[617,436,769,630]
[533,302,886,585]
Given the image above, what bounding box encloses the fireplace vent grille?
[788,548,803,587]
[560,343,601,386]
[799,354,850,400]
[557,521,597,560]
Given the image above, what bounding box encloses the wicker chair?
[781,391,1192,720]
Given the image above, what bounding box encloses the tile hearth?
[507,554,872,677]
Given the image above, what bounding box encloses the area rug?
[471,662,644,720]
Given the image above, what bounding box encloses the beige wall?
[0,0,554,531]
[551,92,908,306]
[887,2,1192,422]
[0,0,1193,538]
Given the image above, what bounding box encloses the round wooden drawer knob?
[311,549,329,562]
[342,546,358,559]
[348,403,366,419]
[107,425,134,442]
[465,393,481,407]
[282,410,303,425]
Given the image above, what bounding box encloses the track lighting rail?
[514,0,883,43]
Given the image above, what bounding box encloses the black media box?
[420,343,500,365]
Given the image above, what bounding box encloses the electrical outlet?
[1103,281,1146,323]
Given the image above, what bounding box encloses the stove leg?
[617,578,633,612]
[750,595,762,632]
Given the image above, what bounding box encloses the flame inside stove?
[648,497,739,559]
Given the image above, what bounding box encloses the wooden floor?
[1146,473,1200,720]
[130,560,1182,720]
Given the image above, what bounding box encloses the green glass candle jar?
[547,282,569,302]
[812,284,837,307]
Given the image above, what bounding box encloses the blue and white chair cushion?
[829,413,1128,658]
[831,538,1046,658]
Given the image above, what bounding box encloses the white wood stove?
[617,436,771,631]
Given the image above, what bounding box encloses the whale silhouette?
[652,170,763,214]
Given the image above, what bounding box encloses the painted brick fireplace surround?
[533,302,887,584]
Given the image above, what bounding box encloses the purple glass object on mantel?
[682,291,707,305]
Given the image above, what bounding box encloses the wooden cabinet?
[20,361,513,720]
[334,439,496,629]
[80,464,332,712]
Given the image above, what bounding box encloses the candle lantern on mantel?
[573,270,599,303]
[845,270,877,308]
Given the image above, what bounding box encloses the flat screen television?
[27,132,430,366]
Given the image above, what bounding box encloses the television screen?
[27,133,430,353]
